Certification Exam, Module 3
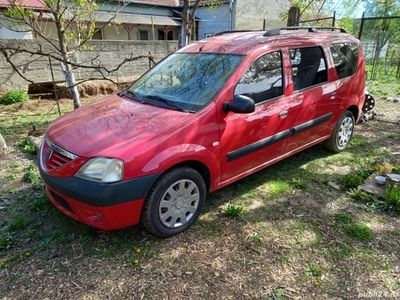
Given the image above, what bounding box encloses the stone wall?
[0,40,178,91]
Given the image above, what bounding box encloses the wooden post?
[358,12,365,40]
[332,11,336,27]
[287,6,300,26]
[263,19,266,30]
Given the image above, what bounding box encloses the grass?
[0,96,399,298]
[223,204,245,218]
[384,184,400,210]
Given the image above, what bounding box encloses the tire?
[141,167,206,237]
[324,110,355,153]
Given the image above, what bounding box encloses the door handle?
[279,109,289,118]
[329,92,337,100]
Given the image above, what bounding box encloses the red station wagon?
[38,27,366,237]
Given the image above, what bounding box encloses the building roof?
[180,30,358,55]
[122,0,180,7]
[0,0,45,9]
[39,11,181,27]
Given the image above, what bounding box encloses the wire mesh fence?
[356,15,400,81]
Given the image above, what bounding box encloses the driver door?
[219,50,293,182]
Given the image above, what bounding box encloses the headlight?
[75,158,123,183]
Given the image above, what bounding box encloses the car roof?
[179,30,360,55]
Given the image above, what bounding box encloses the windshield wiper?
[118,90,146,104]
[141,94,193,113]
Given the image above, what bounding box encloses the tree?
[179,0,201,48]
[0,0,147,109]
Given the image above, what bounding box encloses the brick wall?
[0,40,178,91]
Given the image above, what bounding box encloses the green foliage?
[7,215,29,232]
[0,91,28,105]
[347,224,374,241]
[289,178,308,190]
[305,264,323,278]
[23,164,41,186]
[16,139,36,155]
[334,212,353,224]
[223,204,245,218]
[384,184,400,210]
[339,170,370,189]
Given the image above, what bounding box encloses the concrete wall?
[197,4,231,39]
[0,40,178,91]
[234,0,289,30]
[0,15,33,39]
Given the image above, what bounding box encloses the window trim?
[288,45,329,93]
[329,42,359,80]
[234,49,285,106]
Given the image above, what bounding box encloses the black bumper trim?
[39,167,160,207]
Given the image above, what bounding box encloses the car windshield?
[128,53,243,112]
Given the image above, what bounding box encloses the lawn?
[0,90,399,299]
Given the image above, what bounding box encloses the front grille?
[50,190,73,213]
[41,138,76,171]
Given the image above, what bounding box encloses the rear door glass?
[289,46,328,91]
[330,43,359,79]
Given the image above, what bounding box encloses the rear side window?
[330,43,359,79]
[235,51,283,104]
[290,46,328,91]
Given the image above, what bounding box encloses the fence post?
[332,11,336,27]
[358,12,365,40]
[287,6,300,26]
[263,19,266,30]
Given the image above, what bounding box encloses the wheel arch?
[164,160,212,193]
[346,105,360,122]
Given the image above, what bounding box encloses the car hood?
[47,94,194,158]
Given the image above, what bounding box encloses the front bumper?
[39,165,159,230]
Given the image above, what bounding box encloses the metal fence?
[357,14,400,80]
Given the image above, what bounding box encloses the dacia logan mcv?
[38,27,366,237]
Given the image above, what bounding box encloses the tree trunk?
[179,0,190,48]
[61,61,81,109]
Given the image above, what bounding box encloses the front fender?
[142,143,220,191]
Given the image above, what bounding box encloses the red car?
[39,27,366,237]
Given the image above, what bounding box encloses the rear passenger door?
[285,46,336,152]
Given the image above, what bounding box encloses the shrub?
[0,90,28,105]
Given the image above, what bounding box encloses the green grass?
[384,184,400,210]
[223,204,245,218]
[347,224,374,241]
[339,170,371,189]
[7,215,29,232]
[305,264,324,278]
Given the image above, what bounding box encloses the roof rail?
[263,26,347,36]
[212,30,260,36]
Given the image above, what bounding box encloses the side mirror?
[223,95,255,114]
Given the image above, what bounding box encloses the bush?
[0,90,28,105]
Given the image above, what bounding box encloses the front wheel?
[141,167,206,237]
[324,111,355,153]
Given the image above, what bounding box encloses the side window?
[235,51,283,104]
[290,46,328,91]
[330,43,359,79]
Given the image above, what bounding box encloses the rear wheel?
[142,167,206,237]
[324,111,355,152]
